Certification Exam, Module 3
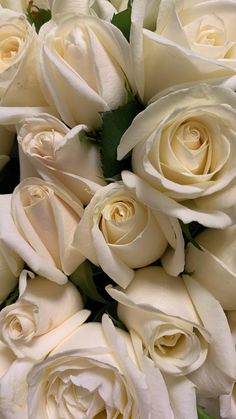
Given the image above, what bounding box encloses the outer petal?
[121,170,234,228]
[0,194,67,284]
[163,374,198,419]
[184,275,236,397]
[185,226,236,310]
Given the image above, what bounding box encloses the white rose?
[27,315,174,419]
[90,0,129,21]
[75,182,185,288]
[118,83,236,228]
[38,14,134,128]
[107,266,236,397]
[0,270,90,359]
[218,311,236,419]
[0,8,46,106]
[11,178,85,280]
[0,179,84,284]
[0,273,90,419]
[17,114,105,204]
[50,0,128,23]
[0,1,50,12]
[185,225,236,310]
[130,0,236,103]
[0,341,15,378]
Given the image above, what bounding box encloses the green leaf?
[92,301,127,330]
[100,99,142,178]
[197,405,216,419]
[0,286,19,311]
[79,130,98,143]
[111,6,132,41]
[70,260,108,304]
[27,2,51,33]
[180,221,203,251]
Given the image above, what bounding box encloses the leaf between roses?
[27,2,51,33]
[180,221,203,251]
[100,100,142,178]
[197,405,216,419]
[69,260,107,304]
[111,5,132,41]
[0,285,19,311]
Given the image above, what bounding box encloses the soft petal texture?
[17,114,105,204]
[107,266,211,377]
[0,270,85,358]
[38,15,134,128]
[163,374,198,419]
[0,359,33,419]
[0,193,67,284]
[0,341,15,378]
[183,275,236,397]
[0,8,46,106]
[12,177,85,278]
[27,316,156,419]
[0,0,49,11]
[130,0,236,103]
[118,84,236,227]
[220,382,236,419]
[107,266,235,397]
[185,225,236,310]
[75,182,184,287]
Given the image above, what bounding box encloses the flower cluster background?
[0,0,236,418]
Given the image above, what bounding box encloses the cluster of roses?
[1,0,236,418]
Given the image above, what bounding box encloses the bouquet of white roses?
[0,0,236,418]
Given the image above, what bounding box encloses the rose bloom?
[0,270,89,359]
[185,225,236,310]
[0,271,90,419]
[130,0,236,103]
[38,13,134,128]
[0,1,50,12]
[75,182,185,287]
[27,315,174,419]
[0,178,84,284]
[118,83,236,228]
[17,113,105,204]
[107,266,236,397]
[0,7,46,106]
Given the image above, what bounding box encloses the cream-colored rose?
[185,225,236,311]
[17,114,105,204]
[0,270,90,359]
[38,13,134,128]
[130,0,236,103]
[107,266,236,397]
[75,182,185,288]
[11,178,85,280]
[27,315,174,419]
[118,83,236,228]
[90,0,129,21]
[0,179,84,284]
[50,0,129,24]
[0,272,90,419]
[0,8,46,106]
[0,1,50,12]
